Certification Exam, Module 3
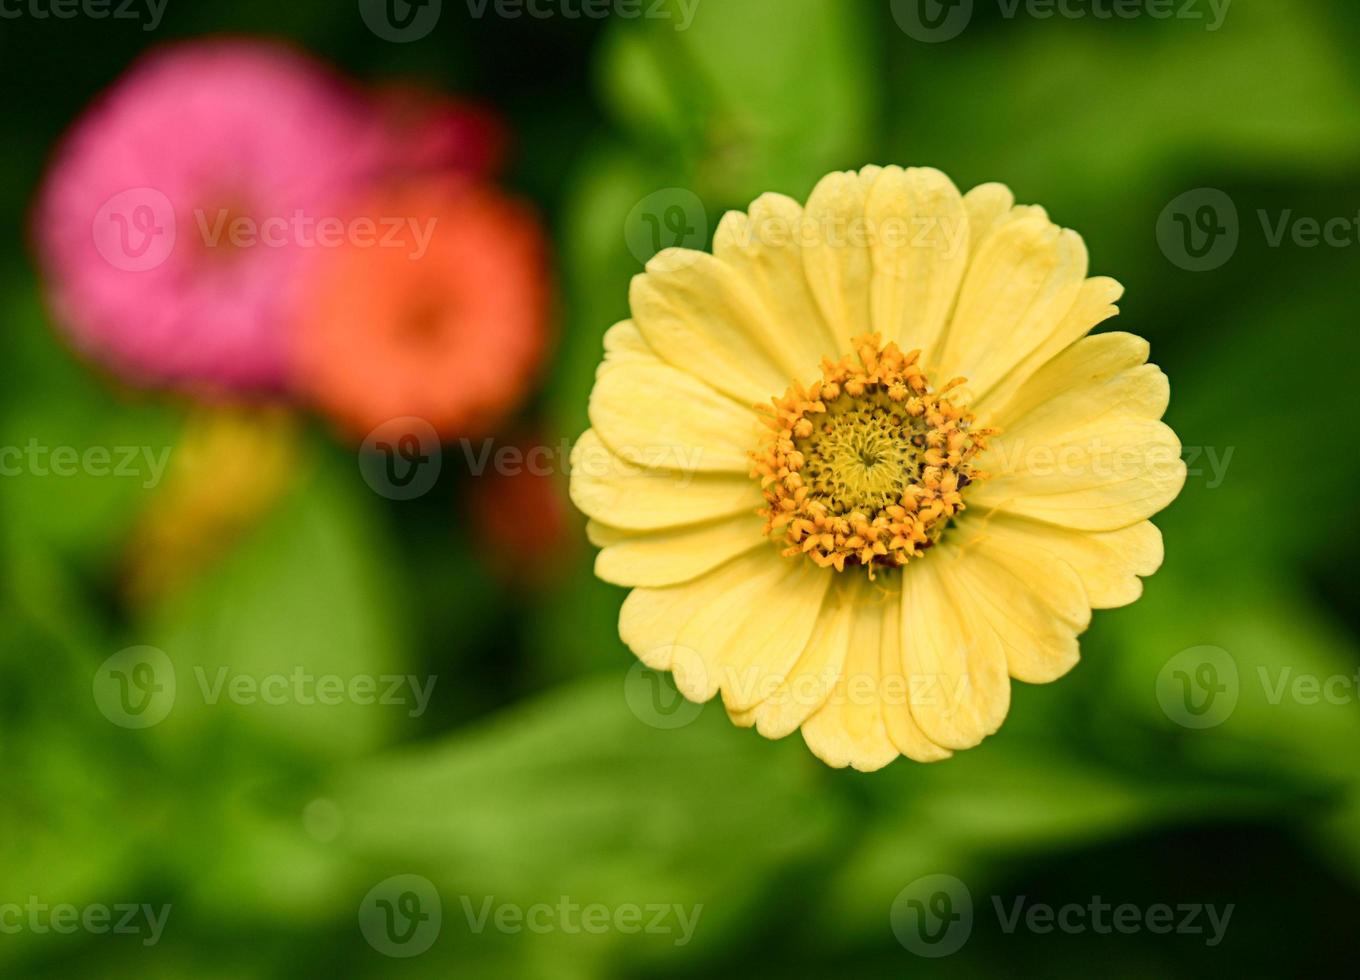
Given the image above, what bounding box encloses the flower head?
[571,166,1185,770]
[34,39,378,393]
[293,177,550,440]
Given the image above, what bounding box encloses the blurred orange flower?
[295,177,550,440]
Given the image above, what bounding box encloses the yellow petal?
[714,193,843,374]
[630,250,798,405]
[600,319,653,362]
[970,416,1186,531]
[800,170,874,355]
[589,359,757,473]
[866,166,970,363]
[970,329,1183,530]
[899,555,1011,750]
[944,521,1091,683]
[587,512,767,588]
[961,182,1016,262]
[974,277,1124,416]
[877,581,960,763]
[935,211,1088,402]
[618,547,830,706]
[987,331,1166,434]
[967,514,1163,610]
[726,578,855,738]
[802,580,951,770]
[569,429,760,531]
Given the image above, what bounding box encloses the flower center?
[751,335,995,574]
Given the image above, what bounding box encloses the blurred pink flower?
[34,39,379,393]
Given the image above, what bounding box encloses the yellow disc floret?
[751,334,995,574]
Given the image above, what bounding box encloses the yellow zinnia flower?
[571,166,1185,771]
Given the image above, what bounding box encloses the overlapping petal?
[617,547,831,707]
[569,429,759,531]
[587,513,767,589]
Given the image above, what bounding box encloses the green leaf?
[329,675,848,964]
[142,442,413,763]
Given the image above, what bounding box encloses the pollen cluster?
[751,335,995,574]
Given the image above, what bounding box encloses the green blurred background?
[2,0,1359,975]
